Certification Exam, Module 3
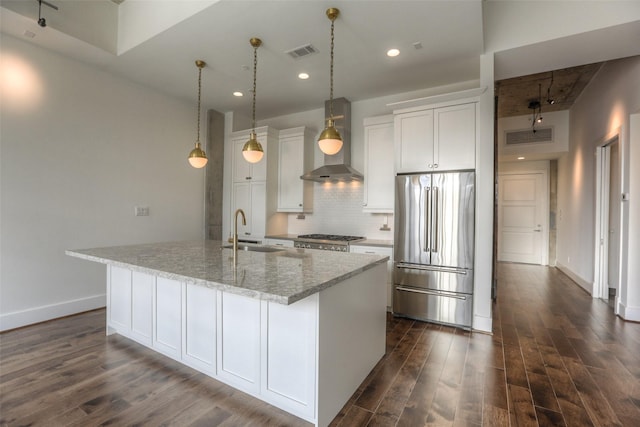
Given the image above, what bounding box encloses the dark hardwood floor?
[2,262,640,426]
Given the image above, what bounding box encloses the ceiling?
[1,1,639,124]
[496,62,603,118]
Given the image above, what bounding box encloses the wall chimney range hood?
[300,98,364,182]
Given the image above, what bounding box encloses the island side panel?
[316,263,387,427]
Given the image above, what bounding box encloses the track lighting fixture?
[36,0,58,28]
[529,84,543,133]
[546,71,555,105]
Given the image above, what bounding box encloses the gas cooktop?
[297,234,365,242]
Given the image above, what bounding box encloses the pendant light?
[242,38,264,164]
[188,60,208,168]
[318,7,343,156]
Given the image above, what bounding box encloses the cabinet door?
[217,292,261,393]
[232,181,266,240]
[131,271,154,346]
[395,109,434,173]
[364,120,394,212]
[232,137,268,182]
[278,135,304,211]
[154,277,182,359]
[183,283,216,374]
[434,103,476,170]
[261,296,317,419]
[109,266,132,333]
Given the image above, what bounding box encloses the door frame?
[497,167,550,266]
[593,130,621,308]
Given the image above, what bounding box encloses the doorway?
[497,170,549,265]
[594,135,621,308]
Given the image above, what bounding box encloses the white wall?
[0,35,205,330]
[498,110,570,161]
[557,56,640,320]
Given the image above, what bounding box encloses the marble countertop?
[66,240,388,305]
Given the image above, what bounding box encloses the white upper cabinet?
[277,127,314,213]
[232,132,268,182]
[395,101,477,173]
[433,102,476,171]
[394,109,435,173]
[363,115,394,213]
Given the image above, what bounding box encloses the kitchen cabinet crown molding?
[390,87,485,114]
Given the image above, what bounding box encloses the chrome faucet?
[233,208,246,265]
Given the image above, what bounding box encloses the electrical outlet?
[135,206,149,217]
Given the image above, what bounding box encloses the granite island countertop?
[66,240,388,305]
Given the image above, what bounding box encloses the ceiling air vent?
[505,127,553,145]
[285,44,318,59]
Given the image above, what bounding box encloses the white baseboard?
[473,314,492,334]
[617,300,640,322]
[0,294,106,332]
[555,262,592,294]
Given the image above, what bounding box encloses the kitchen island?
[66,240,388,427]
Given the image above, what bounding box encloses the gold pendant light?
[242,38,264,164]
[188,60,208,168]
[318,7,343,156]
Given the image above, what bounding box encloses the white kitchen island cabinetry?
[363,115,394,213]
[277,127,314,213]
[69,240,387,427]
[394,101,477,173]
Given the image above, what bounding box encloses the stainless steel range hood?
[300,98,364,182]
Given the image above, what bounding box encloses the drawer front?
[393,263,473,294]
[393,285,472,329]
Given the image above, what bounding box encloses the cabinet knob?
[434,163,439,168]
[245,232,251,235]
[428,164,433,168]
[245,176,252,180]
[298,203,302,207]
[363,203,367,206]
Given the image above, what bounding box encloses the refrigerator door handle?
[396,286,468,300]
[432,186,439,252]
[396,262,468,275]
[424,187,431,252]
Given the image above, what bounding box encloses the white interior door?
[607,141,621,294]
[498,172,547,265]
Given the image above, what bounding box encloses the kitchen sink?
[221,244,286,253]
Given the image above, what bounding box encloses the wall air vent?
[285,44,318,59]
[505,127,553,145]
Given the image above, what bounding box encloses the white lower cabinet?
[217,292,261,394]
[130,271,153,346]
[264,238,295,248]
[350,245,394,310]
[262,296,317,420]
[108,266,132,333]
[154,277,182,359]
[183,283,216,375]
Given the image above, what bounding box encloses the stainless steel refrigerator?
[393,171,475,329]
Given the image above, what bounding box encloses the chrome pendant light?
[242,38,264,164]
[318,7,343,156]
[188,60,208,168]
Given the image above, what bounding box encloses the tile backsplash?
[286,182,393,240]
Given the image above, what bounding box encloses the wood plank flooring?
[2,262,640,426]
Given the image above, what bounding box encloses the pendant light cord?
[329,16,335,119]
[252,43,258,133]
[196,65,202,143]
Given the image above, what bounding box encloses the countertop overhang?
[66,240,388,305]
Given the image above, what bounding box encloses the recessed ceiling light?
[387,48,400,57]
[233,91,243,97]
[517,156,525,160]
[298,72,309,80]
